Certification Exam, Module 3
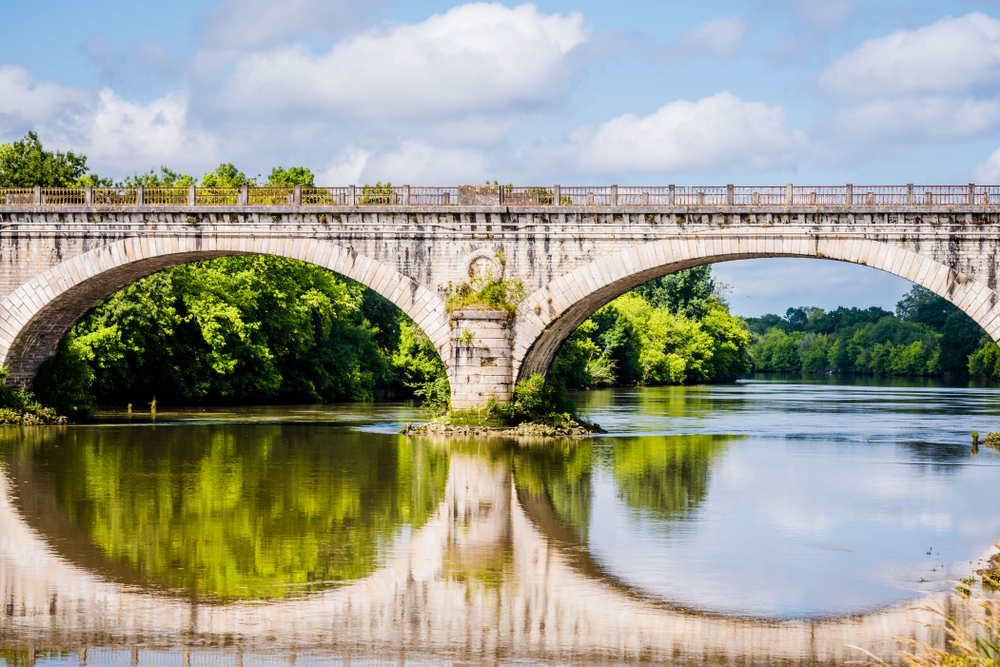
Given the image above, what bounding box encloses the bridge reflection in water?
[0,427,952,666]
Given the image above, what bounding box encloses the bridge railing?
[144,187,189,206]
[409,186,458,205]
[302,187,348,205]
[2,184,999,208]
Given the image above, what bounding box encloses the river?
[1,375,999,665]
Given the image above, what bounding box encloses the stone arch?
[0,235,452,387]
[513,234,1000,381]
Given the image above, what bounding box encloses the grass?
[851,541,1000,667]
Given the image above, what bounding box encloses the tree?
[201,163,257,187]
[0,132,98,187]
[633,265,718,319]
[267,166,315,186]
[896,284,952,330]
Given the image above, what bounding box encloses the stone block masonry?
[3,196,1000,407]
[449,309,513,409]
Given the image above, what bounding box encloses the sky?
[3,0,1000,317]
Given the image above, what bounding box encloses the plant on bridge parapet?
[120,166,197,188]
[359,181,396,205]
[444,248,526,317]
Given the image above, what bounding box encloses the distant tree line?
[746,285,991,377]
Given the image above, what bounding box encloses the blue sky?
[3,0,1000,317]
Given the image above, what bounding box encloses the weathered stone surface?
[2,203,1000,406]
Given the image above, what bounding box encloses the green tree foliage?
[201,162,257,187]
[968,338,1000,379]
[632,265,718,318]
[552,266,751,389]
[391,319,450,410]
[0,132,101,187]
[34,256,404,410]
[747,284,987,376]
[267,166,315,186]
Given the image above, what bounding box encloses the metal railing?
[1,184,998,208]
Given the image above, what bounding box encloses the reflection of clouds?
[584,432,1000,617]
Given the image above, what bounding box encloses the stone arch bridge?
[2,182,999,408]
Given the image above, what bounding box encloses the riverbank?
[0,368,68,425]
[0,407,68,425]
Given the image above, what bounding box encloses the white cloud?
[828,97,1000,142]
[76,89,217,173]
[674,15,749,58]
[541,92,805,175]
[222,2,589,118]
[0,67,216,175]
[974,146,1000,182]
[820,12,1000,99]
[0,66,88,130]
[317,149,370,185]
[203,0,364,49]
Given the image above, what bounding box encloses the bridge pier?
[449,309,513,410]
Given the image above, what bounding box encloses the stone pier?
[449,309,513,409]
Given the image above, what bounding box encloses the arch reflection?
[0,424,449,600]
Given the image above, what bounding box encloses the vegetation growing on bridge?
[444,249,527,317]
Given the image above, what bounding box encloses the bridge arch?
[0,235,452,387]
[513,234,1000,380]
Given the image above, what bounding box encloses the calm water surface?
[1,376,999,666]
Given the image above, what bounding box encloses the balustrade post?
[697,191,705,205]
[240,185,249,206]
[402,185,410,206]
[136,186,144,207]
[33,186,41,206]
[610,184,618,206]
[84,186,93,207]
[726,184,734,206]
[846,184,853,207]
[348,185,356,207]
[907,184,913,205]
[188,185,196,206]
[969,183,976,206]
[668,184,675,205]
[786,184,793,205]
[293,185,302,206]
[553,185,561,206]
[641,191,649,205]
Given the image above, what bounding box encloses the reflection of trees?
[512,435,734,543]
[0,426,448,600]
[610,435,734,521]
[513,443,593,541]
